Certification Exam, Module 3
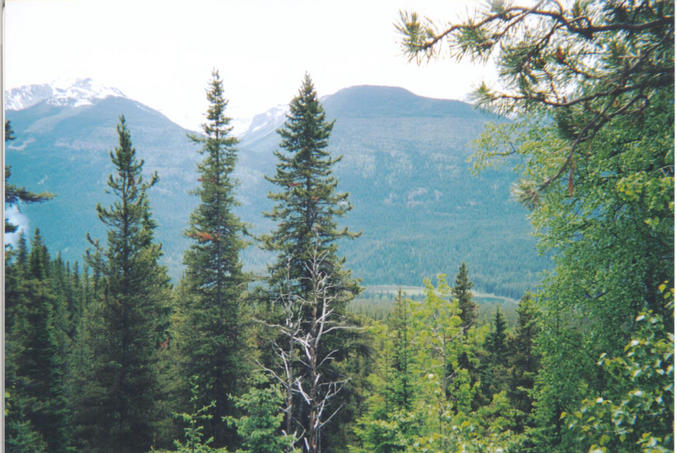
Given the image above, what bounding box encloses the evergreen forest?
[4,2,674,452]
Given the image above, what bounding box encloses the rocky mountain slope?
[5,81,547,297]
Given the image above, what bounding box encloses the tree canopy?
[398,1,673,450]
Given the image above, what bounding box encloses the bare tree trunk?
[262,245,354,453]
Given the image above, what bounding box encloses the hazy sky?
[5,0,495,130]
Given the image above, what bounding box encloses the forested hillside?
[4,1,673,452]
[6,82,547,299]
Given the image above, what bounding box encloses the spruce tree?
[177,70,249,450]
[263,73,359,304]
[77,115,171,452]
[486,307,508,362]
[450,263,481,408]
[5,233,28,331]
[480,307,510,402]
[170,376,219,453]
[227,373,296,453]
[453,262,476,333]
[507,293,540,433]
[386,289,413,412]
[262,74,361,450]
[5,230,70,453]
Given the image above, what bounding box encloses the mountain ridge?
[5,81,547,298]
[6,78,126,111]
[323,85,486,119]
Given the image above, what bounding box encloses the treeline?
[345,232,546,300]
[5,1,675,452]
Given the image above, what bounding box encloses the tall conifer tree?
[480,307,510,402]
[77,116,171,452]
[507,293,540,433]
[177,70,249,449]
[5,231,70,453]
[263,74,361,450]
[263,73,359,304]
[453,262,476,333]
[486,307,508,362]
[387,289,413,412]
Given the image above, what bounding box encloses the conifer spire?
[453,262,476,333]
[78,115,170,453]
[178,70,249,450]
[264,73,359,303]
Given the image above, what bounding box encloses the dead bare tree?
[257,258,305,447]
[294,248,351,453]
[259,246,354,453]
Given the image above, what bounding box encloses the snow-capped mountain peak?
[5,78,125,111]
[247,104,288,134]
[238,104,289,142]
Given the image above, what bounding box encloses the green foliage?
[227,373,297,453]
[506,293,540,433]
[500,102,673,450]
[353,276,526,452]
[566,295,674,453]
[352,408,415,453]
[177,70,250,450]
[4,391,48,453]
[398,0,673,128]
[478,307,510,404]
[442,391,524,453]
[398,1,673,450]
[168,376,222,453]
[351,314,418,453]
[386,290,414,412]
[261,74,363,450]
[263,73,359,304]
[485,307,508,362]
[409,276,465,413]
[4,231,71,453]
[453,262,476,332]
[77,115,171,453]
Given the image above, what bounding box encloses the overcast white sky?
[5,0,495,130]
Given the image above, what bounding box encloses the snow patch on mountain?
[237,104,288,143]
[5,78,125,111]
[247,104,288,134]
[230,117,253,137]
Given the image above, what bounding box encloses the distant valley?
[5,80,549,299]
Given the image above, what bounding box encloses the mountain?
[5,81,548,297]
[5,78,126,110]
[235,85,548,297]
[5,81,199,274]
[239,104,288,143]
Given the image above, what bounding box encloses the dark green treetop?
[5,230,71,453]
[453,262,476,332]
[486,307,508,364]
[263,73,360,304]
[183,69,247,307]
[78,115,170,453]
